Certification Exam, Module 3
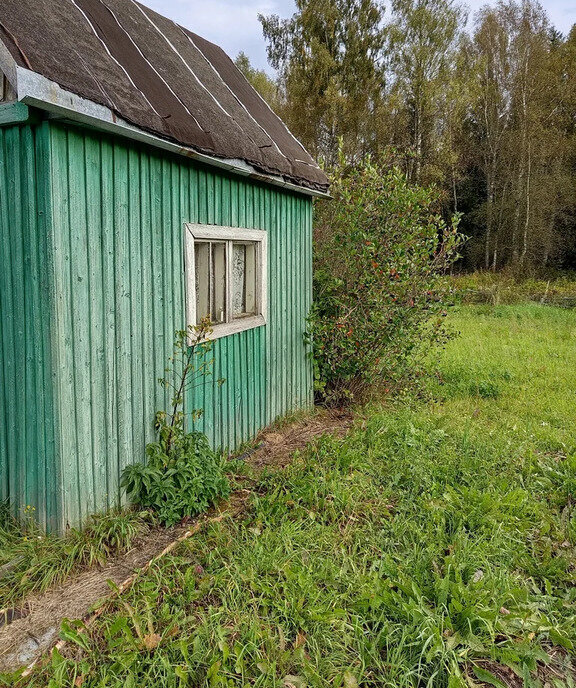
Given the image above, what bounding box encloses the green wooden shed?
[0,0,329,531]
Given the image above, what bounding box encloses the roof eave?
[15,66,330,199]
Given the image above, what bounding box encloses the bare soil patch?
[248,408,353,470]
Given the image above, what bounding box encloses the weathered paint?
[0,121,59,530]
[0,102,38,126]
[0,117,313,530]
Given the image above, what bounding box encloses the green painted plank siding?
[0,122,59,530]
[46,122,313,529]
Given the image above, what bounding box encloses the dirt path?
[0,409,352,673]
[0,526,186,672]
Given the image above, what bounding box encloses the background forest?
[235,0,576,274]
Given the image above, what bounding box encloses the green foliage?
[15,303,576,687]
[121,322,229,527]
[259,0,387,164]
[308,154,463,404]
[121,430,229,528]
[260,0,576,273]
[387,0,467,184]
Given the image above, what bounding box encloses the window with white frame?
[185,224,267,339]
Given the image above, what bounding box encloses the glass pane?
[232,243,257,318]
[232,244,246,316]
[194,242,210,324]
[244,243,257,315]
[212,242,226,323]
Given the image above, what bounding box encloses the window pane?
[195,242,210,324]
[232,244,246,316]
[244,243,257,315]
[212,242,226,323]
[232,243,257,318]
[194,236,261,329]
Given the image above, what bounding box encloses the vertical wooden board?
[297,195,308,407]
[288,194,295,408]
[126,149,143,475]
[249,327,257,438]
[21,126,40,510]
[149,156,168,423]
[306,200,314,404]
[299,196,307,406]
[36,123,60,528]
[112,142,132,497]
[99,138,119,505]
[139,151,154,468]
[303,196,310,405]
[0,131,12,501]
[202,340,216,448]
[221,335,231,450]
[161,159,174,410]
[6,127,27,509]
[197,168,207,224]
[289,195,296,406]
[221,174,230,227]
[83,136,107,512]
[69,129,96,522]
[302,196,310,404]
[233,332,243,445]
[277,190,286,423]
[252,329,259,438]
[0,129,15,505]
[172,161,185,328]
[277,192,286,422]
[51,127,81,528]
[207,170,215,226]
[264,185,273,425]
[294,195,301,407]
[0,132,8,500]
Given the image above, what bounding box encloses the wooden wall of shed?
[48,122,313,529]
[0,122,60,530]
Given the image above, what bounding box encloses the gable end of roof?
[0,0,329,195]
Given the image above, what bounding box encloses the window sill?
[201,315,266,341]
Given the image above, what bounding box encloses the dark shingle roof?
[0,0,328,193]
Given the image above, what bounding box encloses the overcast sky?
[142,0,574,71]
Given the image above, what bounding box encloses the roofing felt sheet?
[0,0,328,192]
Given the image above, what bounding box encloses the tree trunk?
[520,140,531,265]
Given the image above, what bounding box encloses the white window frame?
[184,223,268,340]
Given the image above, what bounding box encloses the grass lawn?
[5,304,576,687]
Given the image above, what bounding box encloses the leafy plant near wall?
[121,321,229,527]
[308,150,463,405]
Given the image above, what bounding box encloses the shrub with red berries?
[306,151,462,405]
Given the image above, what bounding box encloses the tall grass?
[450,271,576,306]
[8,304,576,687]
[0,509,151,609]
